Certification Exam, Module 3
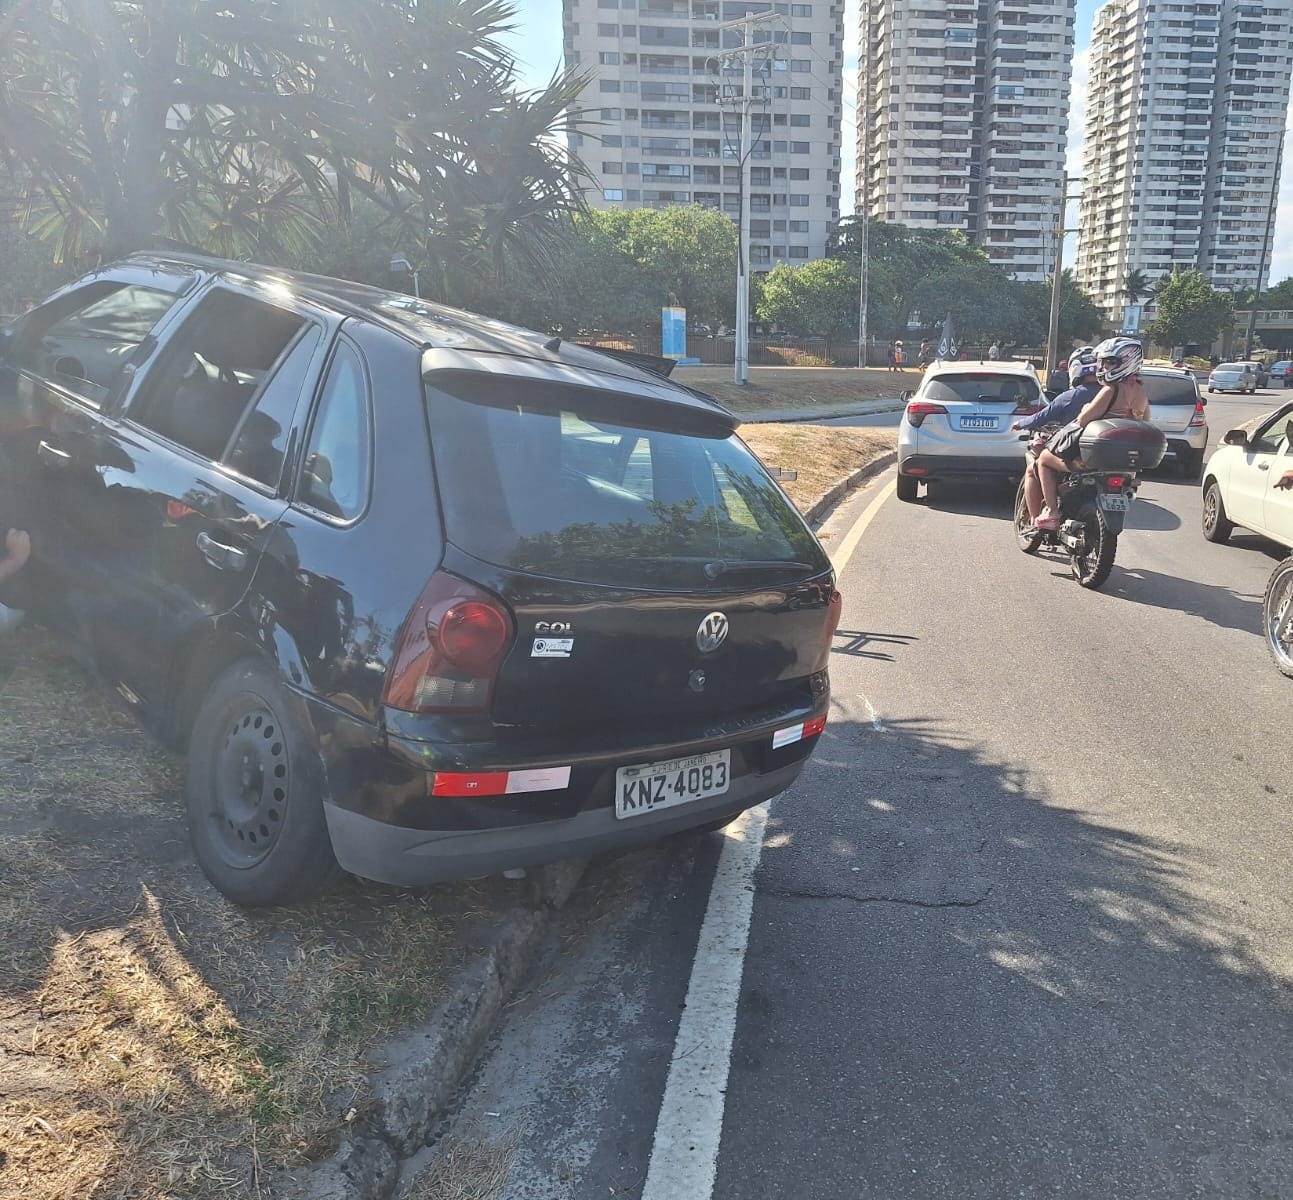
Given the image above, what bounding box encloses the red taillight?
[1188,402,1206,428]
[905,401,948,428]
[1104,475,1128,490]
[383,571,515,713]
[804,714,827,738]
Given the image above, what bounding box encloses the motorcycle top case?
[1078,419,1167,471]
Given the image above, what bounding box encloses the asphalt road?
[414,389,1293,1200]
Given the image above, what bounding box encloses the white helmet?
[1068,346,1099,384]
[1094,336,1142,384]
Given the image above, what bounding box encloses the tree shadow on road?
[736,712,1293,1198]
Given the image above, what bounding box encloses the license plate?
[1098,492,1130,511]
[960,416,998,430]
[615,749,731,819]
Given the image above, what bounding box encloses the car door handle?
[1259,462,1270,471]
[196,531,248,572]
[37,439,72,468]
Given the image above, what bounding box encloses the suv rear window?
[426,374,828,588]
[923,372,1040,405]
[1142,374,1199,405]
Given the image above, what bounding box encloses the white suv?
[896,360,1044,501]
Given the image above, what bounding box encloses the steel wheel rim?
[1268,571,1293,670]
[209,703,289,868]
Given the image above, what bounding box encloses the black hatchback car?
[0,254,839,905]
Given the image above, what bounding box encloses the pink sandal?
[1035,509,1060,531]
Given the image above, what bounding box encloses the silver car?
[1208,362,1258,394]
[896,360,1044,500]
[1143,366,1209,479]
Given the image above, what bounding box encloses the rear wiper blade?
[703,559,814,580]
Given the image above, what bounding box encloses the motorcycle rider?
[1031,336,1151,532]
[1012,347,1100,526]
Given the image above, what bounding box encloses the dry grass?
[402,1122,523,1200]
[681,365,912,414]
[0,421,885,1197]
[741,422,896,513]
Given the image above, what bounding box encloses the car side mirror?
[1222,428,1249,447]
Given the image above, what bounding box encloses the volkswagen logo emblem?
[696,611,729,653]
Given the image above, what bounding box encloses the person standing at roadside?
[918,338,933,368]
[893,340,907,371]
[988,339,1001,360]
[887,340,897,372]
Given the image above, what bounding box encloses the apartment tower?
[855,0,1077,282]
[562,0,846,268]
[1075,0,1292,323]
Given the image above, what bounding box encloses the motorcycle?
[1262,554,1293,678]
[1011,420,1164,590]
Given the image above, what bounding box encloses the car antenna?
[544,336,562,352]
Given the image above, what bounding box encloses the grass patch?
[679,365,914,415]
[741,422,896,513]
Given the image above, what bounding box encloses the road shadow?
[730,713,1293,1198]
[1124,497,1182,531]
[1108,564,1263,634]
[832,628,919,661]
[921,477,1016,520]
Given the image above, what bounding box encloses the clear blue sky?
[502,0,1292,286]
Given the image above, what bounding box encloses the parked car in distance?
[1142,365,1209,479]
[896,360,1044,500]
[1240,360,1270,388]
[0,254,840,906]
[1208,362,1259,394]
[1201,401,1293,549]
[1269,360,1293,388]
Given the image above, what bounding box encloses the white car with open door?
[1201,402,1293,549]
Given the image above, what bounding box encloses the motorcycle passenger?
[1031,337,1151,532]
[1012,347,1100,526]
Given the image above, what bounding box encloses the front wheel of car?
[1201,480,1234,544]
[896,473,920,502]
[186,659,344,906]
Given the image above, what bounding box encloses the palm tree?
[1122,269,1153,304]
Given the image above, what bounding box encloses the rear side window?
[298,342,371,520]
[923,372,1040,405]
[1142,374,1198,405]
[426,374,828,588]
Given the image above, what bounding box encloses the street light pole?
[856,0,870,368]
[1045,171,1067,375]
[1243,122,1286,361]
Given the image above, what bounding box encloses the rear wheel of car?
[1263,556,1293,679]
[896,473,920,502]
[1014,478,1044,554]
[1201,480,1233,544]
[186,659,344,906]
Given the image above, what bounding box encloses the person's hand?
[5,529,30,568]
[1011,421,1022,430]
[1275,470,1293,491]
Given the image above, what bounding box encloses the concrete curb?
[282,445,897,1198]
[737,399,906,424]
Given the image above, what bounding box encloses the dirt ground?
[681,364,914,415]
[0,422,894,1199]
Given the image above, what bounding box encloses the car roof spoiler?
[581,344,678,378]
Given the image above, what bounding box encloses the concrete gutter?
[279,443,898,1200]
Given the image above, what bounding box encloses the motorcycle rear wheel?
[1014,478,1044,554]
[1071,509,1117,589]
[1262,555,1293,678]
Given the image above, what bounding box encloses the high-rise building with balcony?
[1075,0,1292,323]
[855,0,1077,283]
[562,0,845,268]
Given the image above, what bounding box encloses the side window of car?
[1253,418,1286,455]
[226,326,321,490]
[127,289,309,462]
[299,342,371,520]
[11,282,183,408]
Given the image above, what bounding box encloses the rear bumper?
[323,757,805,885]
[898,452,1023,479]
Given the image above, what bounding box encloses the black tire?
[1201,479,1234,544]
[186,659,344,906]
[1180,448,1204,482]
[1071,509,1117,589]
[896,473,920,502]
[1014,477,1044,554]
[1263,556,1293,679]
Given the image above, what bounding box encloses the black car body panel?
[0,253,834,898]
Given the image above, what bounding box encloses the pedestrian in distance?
[893,340,907,371]
[887,340,897,372]
[988,340,1001,361]
[918,338,933,368]
[1045,358,1070,396]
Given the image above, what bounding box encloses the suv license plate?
[960,417,997,430]
[1098,493,1130,511]
[615,749,731,819]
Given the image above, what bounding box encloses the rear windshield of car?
[1142,374,1198,405]
[425,373,829,589]
[922,373,1041,405]
[1215,363,1244,372]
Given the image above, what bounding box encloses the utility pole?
[1045,173,1081,373]
[856,0,870,368]
[716,10,781,385]
[1243,123,1286,361]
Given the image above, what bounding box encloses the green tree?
[1122,269,1153,303]
[1257,276,1293,308]
[1148,270,1235,349]
[756,258,858,338]
[0,0,588,282]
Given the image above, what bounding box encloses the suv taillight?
[1188,402,1206,428]
[383,571,515,713]
[906,401,947,428]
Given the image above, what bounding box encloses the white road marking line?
[642,480,893,1199]
[640,803,768,1200]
